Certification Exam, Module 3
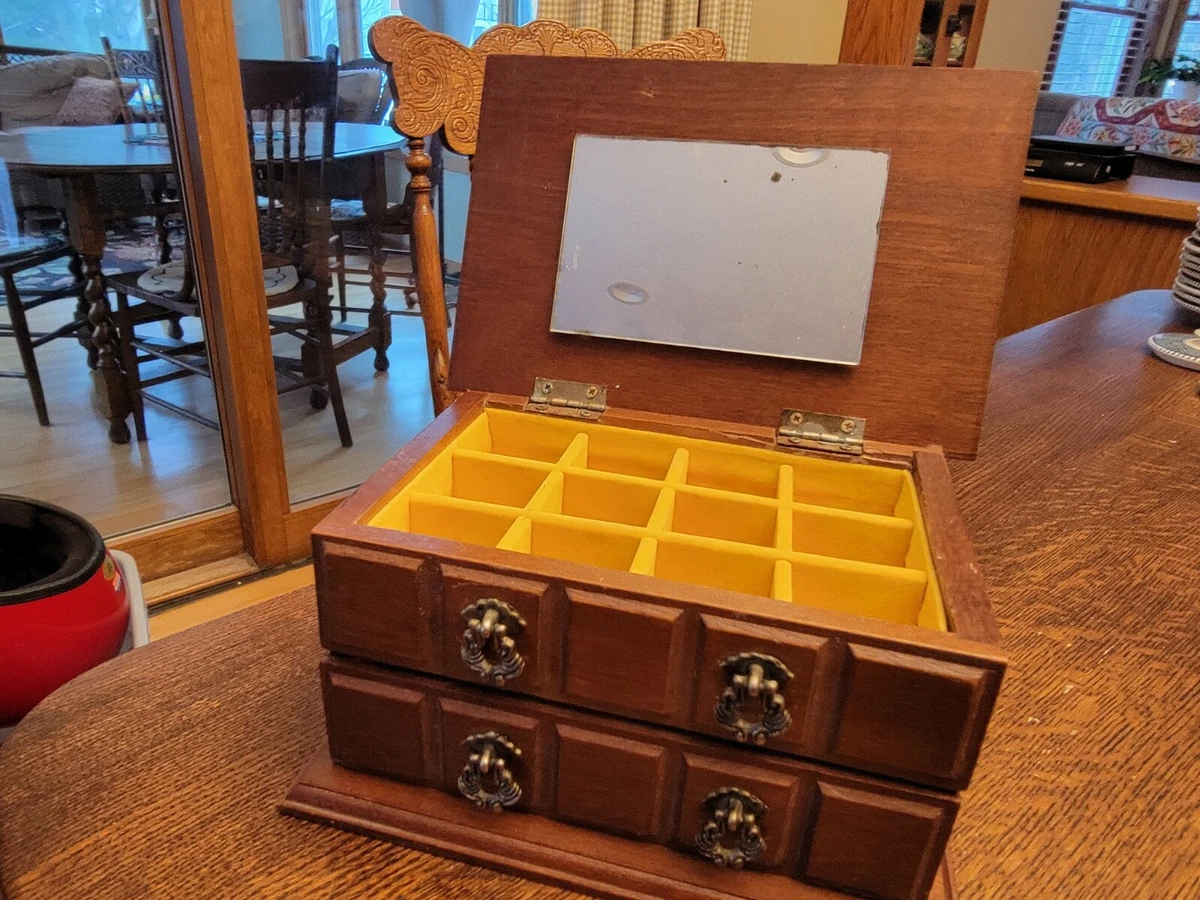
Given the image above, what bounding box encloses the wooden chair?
[0,234,87,425]
[101,34,187,345]
[101,36,179,259]
[114,53,355,447]
[101,38,169,133]
[368,18,727,414]
[327,56,420,324]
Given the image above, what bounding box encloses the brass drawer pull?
[714,652,793,745]
[695,787,767,869]
[460,598,526,685]
[457,731,522,810]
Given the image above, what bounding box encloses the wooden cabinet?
[322,656,958,900]
[839,0,990,67]
[913,0,990,68]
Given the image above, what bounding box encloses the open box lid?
[449,57,1037,458]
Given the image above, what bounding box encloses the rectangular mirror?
[551,136,890,365]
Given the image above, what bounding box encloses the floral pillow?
[54,76,133,127]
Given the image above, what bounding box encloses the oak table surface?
[1,291,1198,899]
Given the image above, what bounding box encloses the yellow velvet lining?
[369,409,946,631]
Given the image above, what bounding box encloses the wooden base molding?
[108,507,244,582]
[282,749,958,900]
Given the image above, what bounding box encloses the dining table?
[0,290,1197,899]
[0,121,406,443]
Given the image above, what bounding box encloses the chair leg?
[305,292,352,448]
[333,233,348,323]
[2,269,50,426]
[114,293,148,442]
[403,244,420,309]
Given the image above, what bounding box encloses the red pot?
[0,496,129,728]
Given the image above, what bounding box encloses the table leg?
[69,252,97,369]
[360,153,392,373]
[66,174,131,444]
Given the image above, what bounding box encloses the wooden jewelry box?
[284,58,1038,900]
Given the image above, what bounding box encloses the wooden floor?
[0,264,447,537]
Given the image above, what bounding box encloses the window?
[1175,0,1200,59]
[301,0,539,63]
[359,0,401,57]
[356,0,536,53]
[1,0,147,51]
[1043,1,1166,96]
[473,0,501,42]
[307,0,340,57]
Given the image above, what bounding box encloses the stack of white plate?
[1173,231,1200,314]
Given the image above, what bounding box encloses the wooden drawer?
[322,654,959,900]
[317,533,1002,791]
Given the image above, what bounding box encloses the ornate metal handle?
[695,787,767,869]
[714,652,793,745]
[456,731,523,810]
[460,598,526,685]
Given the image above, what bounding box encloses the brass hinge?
[525,377,607,419]
[776,409,865,456]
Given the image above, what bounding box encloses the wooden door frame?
[119,0,366,577]
[154,0,293,567]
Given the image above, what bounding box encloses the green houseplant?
[1140,55,1200,101]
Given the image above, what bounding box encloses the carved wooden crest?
[369,17,727,156]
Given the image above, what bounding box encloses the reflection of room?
[0,3,477,537]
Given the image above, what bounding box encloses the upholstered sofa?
[0,52,114,130]
[0,50,149,225]
[1035,91,1200,182]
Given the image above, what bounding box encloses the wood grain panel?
[912,449,997,645]
[315,542,439,668]
[563,590,684,717]
[839,0,926,65]
[554,725,669,840]
[801,782,953,900]
[324,668,428,780]
[829,644,997,787]
[1000,199,1188,337]
[453,58,1037,458]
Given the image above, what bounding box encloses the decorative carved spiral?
[671,27,728,61]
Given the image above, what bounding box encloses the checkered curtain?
[538,0,753,60]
